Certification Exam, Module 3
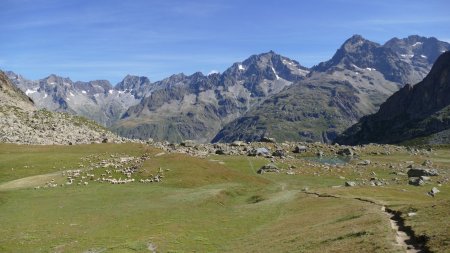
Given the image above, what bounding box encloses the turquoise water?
[302,156,351,165]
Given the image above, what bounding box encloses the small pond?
[302,156,352,165]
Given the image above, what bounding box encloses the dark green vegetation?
[0,143,448,252]
[336,52,450,145]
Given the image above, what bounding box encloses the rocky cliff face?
[213,35,450,143]
[335,51,450,145]
[0,71,126,145]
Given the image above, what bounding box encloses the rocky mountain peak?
[313,35,382,72]
[224,51,309,82]
[342,34,377,50]
[73,80,113,94]
[384,35,450,65]
[116,75,151,91]
[44,74,73,86]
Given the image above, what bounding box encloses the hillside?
[0,71,126,145]
[335,51,450,145]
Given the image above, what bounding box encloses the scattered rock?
[230,140,246,147]
[358,160,371,166]
[337,148,354,156]
[215,149,228,155]
[408,177,425,186]
[248,147,270,157]
[272,149,286,157]
[260,136,276,143]
[422,160,433,167]
[407,166,439,177]
[293,145,307,153]
[181,140,196,147]
[345,181,357,187]
[428,187,440,197]
[420,176,431,181]
[257,163,279,174]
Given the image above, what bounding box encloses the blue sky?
[1,0,449,84]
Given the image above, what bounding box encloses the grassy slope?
[0,143,448,252]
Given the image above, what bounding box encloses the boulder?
[248,147,270,157]
[408,177,425,186]
[358,160,371,166]
[260,136,276,143]
[345,181,357,187]
[407,166,439,177]
[422,160,433,167]
[215,149,229,155]
[337,148,353,156]
[293,145,307,153]
[420,176,431,181]
[230,140,246,147]
[428,187,440,197]
[272,149,286,157]
[181,140,196,147]
[257,163,279,174]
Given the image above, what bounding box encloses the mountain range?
[4,35,450,143]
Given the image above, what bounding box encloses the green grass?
[0,143,449,252]
[0,143,150,184]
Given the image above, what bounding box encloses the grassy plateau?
[0,143,448,252]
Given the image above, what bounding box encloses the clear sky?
[1,0,449,84]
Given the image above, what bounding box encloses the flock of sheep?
[34,153,166,189]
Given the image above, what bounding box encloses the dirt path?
[302,191,425,253]
[382,206,424,253]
